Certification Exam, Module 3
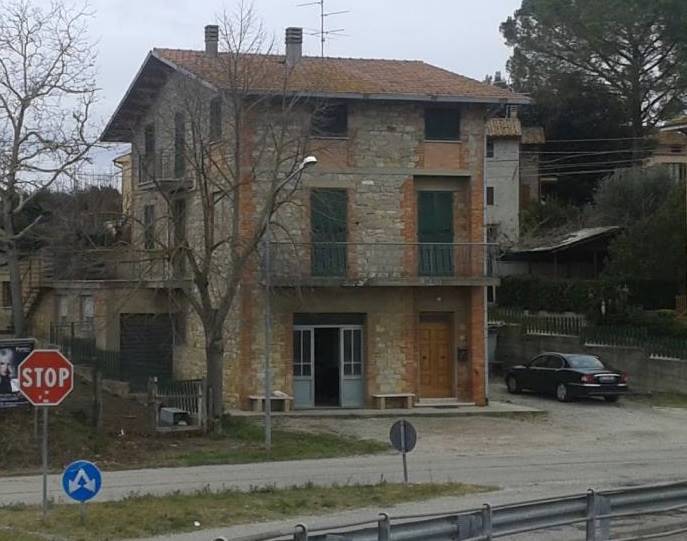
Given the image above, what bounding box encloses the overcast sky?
[74,0,521,167]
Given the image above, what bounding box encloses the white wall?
[486,137,520,244]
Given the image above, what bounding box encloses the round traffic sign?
[389,419,417,453]
[62,460,102,502]
[18,349,74,406]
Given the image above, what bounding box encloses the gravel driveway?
[276,383,687,457]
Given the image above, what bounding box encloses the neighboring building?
[519,126,548,204]
[32,26,528,409]
[486,115,521,244]
[647,127,687,182]
[499,226,621,280]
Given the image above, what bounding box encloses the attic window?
[312,103,348,137]
[425,107,460,141]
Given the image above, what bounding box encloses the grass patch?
[0,482,491,541]
[0,411,388,475]
[178,417,388,466]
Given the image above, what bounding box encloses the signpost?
[18,349,74,519]
[389,419,417,484]
[62,460,102,523]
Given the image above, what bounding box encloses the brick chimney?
[205,25,219,56]
[285,27,303,67]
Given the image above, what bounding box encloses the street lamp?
[264,155,317,451]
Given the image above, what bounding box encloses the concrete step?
[415,398,476,408]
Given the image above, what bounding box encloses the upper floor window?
[144,124,155,155]
[425,107,460,141]
[486,137,494,158]
[139,123,156,184]
[670,144,684,154]
[1,282,11,307]
[312,103,348,138]
[310,188,348,276]
[174,112,186,178]
[487,187,495,206]
[143,204,155,249]
[209,97,222,141]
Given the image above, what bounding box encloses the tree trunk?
[3,199,25,337]
[205,329,225,425]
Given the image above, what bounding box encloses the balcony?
[268,242,498,287]
[137,151,193,191]
[49,248,190,286]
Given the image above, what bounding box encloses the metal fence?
[49,321,121,380]
[149,378,207,430]
[489,307,687,361]
[234,481,687,541]
[269,242,498,284]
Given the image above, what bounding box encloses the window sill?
[424,139,462,144]
[311,135,349,141]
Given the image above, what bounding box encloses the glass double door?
[293,326,363,409]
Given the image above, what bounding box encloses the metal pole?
[401,421,408,484]
[586,489,597,541]
[264,225,272,452]
[41,406,48,520]
[80,501,85,525]
[378,512,391,541]
[482,504,493,541]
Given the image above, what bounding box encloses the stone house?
[58,26,529,409]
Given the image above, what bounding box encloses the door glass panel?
[302,330,311,376]
[293,329,313,377]
[343,329,352,375]
[353,330,362,375]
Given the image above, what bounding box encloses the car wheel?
[556,383,570,402]
[506,375,521,394]
[604,395,620,403]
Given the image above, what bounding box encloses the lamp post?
[264,156,317,451]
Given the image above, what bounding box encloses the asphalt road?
[4,384,687,540]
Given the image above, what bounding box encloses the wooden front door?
[419,318,452,398]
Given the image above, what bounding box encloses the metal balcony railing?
[137,151,193,189]
[269,242,498,284]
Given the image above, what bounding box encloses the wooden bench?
[372,393,415,410]
[248,395,293,412]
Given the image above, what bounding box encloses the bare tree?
[0,0,97,336]
[138,5,317,422]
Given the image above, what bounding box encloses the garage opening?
[119,313,173,390]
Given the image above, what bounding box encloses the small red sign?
[18,350,74,406]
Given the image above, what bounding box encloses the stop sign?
[18,350,74,406]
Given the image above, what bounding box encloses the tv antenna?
[298,0,349,57]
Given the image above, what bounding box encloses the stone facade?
[47,57,506,410]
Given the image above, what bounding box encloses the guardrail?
[229,481,687,541]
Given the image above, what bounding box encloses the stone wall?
[495,324,687,394]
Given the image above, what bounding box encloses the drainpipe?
[483,120,489,405]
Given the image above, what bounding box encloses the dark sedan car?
[505,352,628,402]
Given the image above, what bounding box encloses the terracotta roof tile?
[154,48,529,103]
[486,117,522,138]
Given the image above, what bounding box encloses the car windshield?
[566,355,605,369]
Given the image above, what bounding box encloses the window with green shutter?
[311,189,347,276]
[417,191,454,276]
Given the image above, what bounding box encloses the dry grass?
[0,482,491,541]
